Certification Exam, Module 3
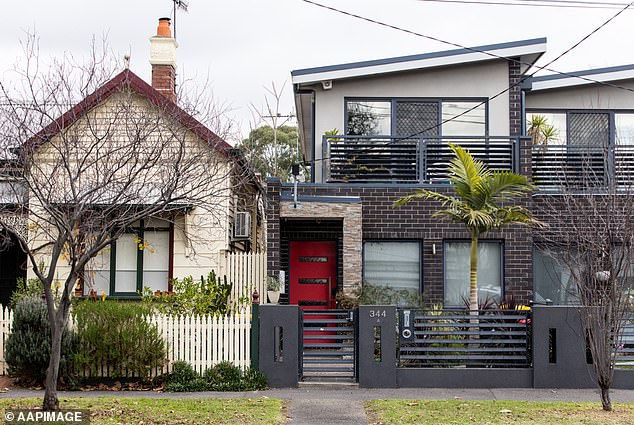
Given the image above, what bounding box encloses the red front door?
[290,241,336,309]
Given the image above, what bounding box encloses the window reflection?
[346,101,391,136]
[441,102,486,136]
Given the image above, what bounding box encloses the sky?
[1,0,633,143]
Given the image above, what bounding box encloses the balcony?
[322,135,519,184]
[531,145,634,190]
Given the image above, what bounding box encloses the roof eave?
[291,37,547,85]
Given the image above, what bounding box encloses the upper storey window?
[346,99,487,138]
[526,111,634,146]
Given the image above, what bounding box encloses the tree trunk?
[42,317,62,411]
[600,385,612,411]
[469,232,479,312]
[469,232,480,354]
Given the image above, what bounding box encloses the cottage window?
[444,240,503,307]
[363,241,421,304]
[85,219,171,297]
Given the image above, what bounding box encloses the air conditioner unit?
[234,212,251,239]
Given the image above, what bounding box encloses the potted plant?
[267,276,282,304]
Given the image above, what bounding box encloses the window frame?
[525,108,634,146]
[442,239,505,308]
[344,97,490,137]
[362,239,423,295]
[108,219,174,298]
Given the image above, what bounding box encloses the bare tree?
[247,81,297,177]
[532,154,634,411]
[0,36,256,410]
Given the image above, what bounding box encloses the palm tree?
[394,144,542,312]
[528,114,559,146]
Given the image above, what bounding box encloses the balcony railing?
[322,135,519,184]
[531,145,634,190]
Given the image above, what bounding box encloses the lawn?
[366,400,634,425]
[0,397,285,425]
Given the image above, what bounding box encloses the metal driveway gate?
[300,309,357,381]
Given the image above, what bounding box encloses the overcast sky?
[1,0,633,142]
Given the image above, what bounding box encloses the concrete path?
[3,386,634,403]
[288,399,368,425]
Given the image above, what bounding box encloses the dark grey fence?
[616,316,634,367]
[397,309,531,368]
[322,136,518,184]
[257,305,634,389]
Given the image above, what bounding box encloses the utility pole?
[258,81,295,177]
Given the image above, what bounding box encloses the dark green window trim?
[108,219,171,297]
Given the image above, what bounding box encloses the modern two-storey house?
[266,37,634,309]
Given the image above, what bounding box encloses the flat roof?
[291,37,547,84]
[530,64,634,91]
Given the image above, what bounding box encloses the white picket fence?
[220,251,268,305]
[0,307,12,376]
[0,306,252,377]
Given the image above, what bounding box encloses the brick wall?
[151,64,176,102]
[266,178,281,277]
[268,183,535,305]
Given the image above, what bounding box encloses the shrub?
[73,300,165,378]
[9,277,44,309]
[4,296,78,386]
[164,361,267,392]
[142,271,243,316]
[165,361,208,392]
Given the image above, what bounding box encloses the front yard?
[0,398,285,425]
[366,400,634,425]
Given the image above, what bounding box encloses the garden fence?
[219,251,268,305]
[0,306,251,377]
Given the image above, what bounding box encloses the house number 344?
[368,309,386,318]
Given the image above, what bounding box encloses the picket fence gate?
[0,306,251,377]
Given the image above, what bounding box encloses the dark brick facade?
[270,183,534,305]
[266,178,281,277]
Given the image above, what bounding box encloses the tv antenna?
[171,0,189,39]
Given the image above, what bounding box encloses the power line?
[415,0,634,9]
[301,0,634,142]
[299,0,634,163]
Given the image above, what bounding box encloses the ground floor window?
[363,241,421,304]
[444,240,503,307]
[533,246,578,305]
[85,219,171,297]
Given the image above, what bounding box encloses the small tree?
[236,125,301,181]
[0,37,256,410]
[532,173,634,411]
[394,144,540,311]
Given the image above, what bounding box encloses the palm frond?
[486,172,536,202]
[393,189,456,208]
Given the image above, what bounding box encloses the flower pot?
[267,290,280,304]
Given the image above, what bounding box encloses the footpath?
[3,385,634,425]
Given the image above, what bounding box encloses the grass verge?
[366,399,634,425]
[0,397,284,424]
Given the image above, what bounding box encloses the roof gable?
[27,69,232,155]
